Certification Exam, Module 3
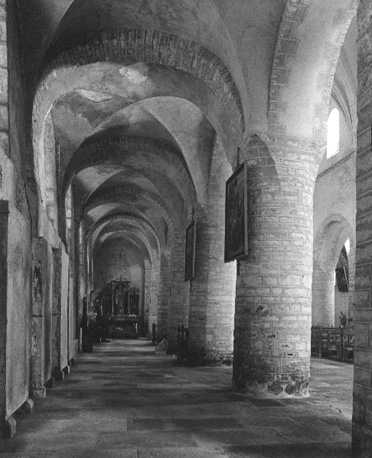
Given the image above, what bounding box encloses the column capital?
[238,132,320,182]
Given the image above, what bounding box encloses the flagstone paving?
[0,339,353,457]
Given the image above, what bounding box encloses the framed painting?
[225,162,248,262]
[185,220,197,281]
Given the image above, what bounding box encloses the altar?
[94,280,143,338]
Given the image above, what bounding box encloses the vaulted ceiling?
[16,0,357,285]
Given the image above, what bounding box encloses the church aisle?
[0,340,352,457]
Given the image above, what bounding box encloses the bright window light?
[327,108,340,159]
[344,238,350,255]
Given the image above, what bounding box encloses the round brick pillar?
[188,143,236,363]
[143,259,151,335]
[157,253,170,340]
[187,205,236,362]
[167,229,187,353]
[148,257,160,334]
[233,136,317,398]
[312,265,335,327]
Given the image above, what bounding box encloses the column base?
[2,416,16,438]
[21,398,34,415]
[53,367,65,381]
[31,385,46,399]
[45,377,55,389]
[166,339,179,355]
[233,377,310,399]
[185,348,233,366]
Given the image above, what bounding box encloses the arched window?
[336,246,349,293]
[327,108,340,159]
[344,238,350,256]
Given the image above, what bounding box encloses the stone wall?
[188,139,236,362]
[167,229,187,352]
[5,0,32,421]
[313,138,355,326]
[353,1,372,453]
[93,239,144,293]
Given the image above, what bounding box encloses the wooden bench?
[311,326,353,362]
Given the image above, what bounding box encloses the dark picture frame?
[224,162,248,262]
[185,220,197,281]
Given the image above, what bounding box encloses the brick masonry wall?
[353,2,372,452]
[167,229,187,353]
[312,268,335,326]
[143,260,151,335]
[188,139,236,362]
[148,257,160,335]
[157,254,170,340]
[233,134,317,397]
[93,240,144,293]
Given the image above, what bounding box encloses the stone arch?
[269,0,357,154]
[60,134,196,242]
[87,203,168,253]
[43,0,249,118]
[91,214,161,259]
[43,29,243,128]
[312,214,354,326]
[32,28,245,227]
[52,95,215,208]
[84,198,173,252]
[85,184,175,229]
[63,135,197,206]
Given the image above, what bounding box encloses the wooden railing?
[311,326,353,363]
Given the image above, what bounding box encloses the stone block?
[0,43,6,68]
[0,20,6,42]
[0,67,7,104]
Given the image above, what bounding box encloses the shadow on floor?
[0,339,353,458]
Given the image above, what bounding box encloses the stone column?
[167,229,187,353]
[157,253,170,339]
[233,135,317,397]
[143,259,151,335]
[187,149,236,362]
[312,266,335,326]
[347,239,355,321]
[149,257,160,337]
[353,2,372,453]
[0,0,8,436]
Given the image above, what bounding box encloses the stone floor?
[0,339,353,457]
